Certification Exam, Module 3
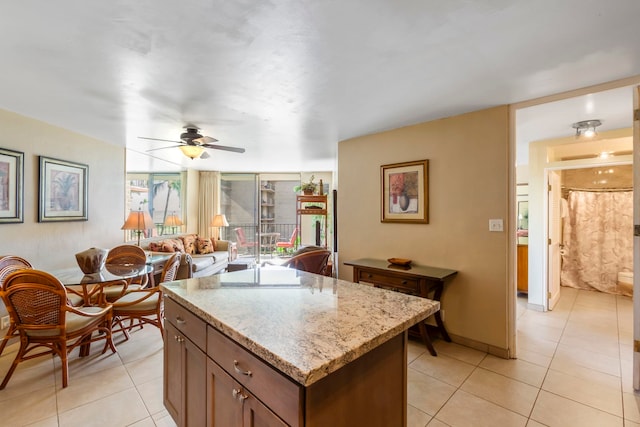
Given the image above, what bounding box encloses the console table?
[344,258,457,356]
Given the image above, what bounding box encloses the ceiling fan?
[139,125,245,160]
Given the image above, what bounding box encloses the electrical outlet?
[0,315,9,330]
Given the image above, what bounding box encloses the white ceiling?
[1,1,639,172]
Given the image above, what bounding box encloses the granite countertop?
[160,266,439,386]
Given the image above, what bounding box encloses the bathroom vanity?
[161,267,439,427]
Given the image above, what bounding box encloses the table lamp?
[211,214,229,240]
[163,213,183,235]
[121,209,154,246]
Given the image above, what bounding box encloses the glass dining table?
[51,263,153,306]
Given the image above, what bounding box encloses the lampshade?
[164,214,184,227]
[211,214,229,227]
[121,210,154,231]
[179,145,205,159]
[121,210,154,246]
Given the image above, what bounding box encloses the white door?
[547,170,561,310]
[633,85,640,390]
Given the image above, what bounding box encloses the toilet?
[617,271,633,296]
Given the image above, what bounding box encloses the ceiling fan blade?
[138,136,181,144]
[193,135,218,144]
[202,143,245,153]
[145,144,183,152]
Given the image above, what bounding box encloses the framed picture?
[381,159,429,223]
[39,156,88,222]
[0,148,24,224]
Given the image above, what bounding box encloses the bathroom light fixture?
[572,119,602,138]
[179,145,205,159]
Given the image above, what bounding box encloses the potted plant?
[294,175,318,195]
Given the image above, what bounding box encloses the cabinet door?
[207,359,243,426]
[244,394,288,427]
[207,359,287,427]
[164,322,183,423]
[164,322,207,427]
[184,335,207,427]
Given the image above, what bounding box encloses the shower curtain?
[560,190,633,295]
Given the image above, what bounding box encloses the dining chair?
[0,256,33,356]
[105,244,149,297]
[0,269,116,389]
[281,249,331,275]
[111,253,180,340]
[276,228,298,253]
[234,227,258,253]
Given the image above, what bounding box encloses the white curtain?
[560,190,633,295]
[198,171,221,238]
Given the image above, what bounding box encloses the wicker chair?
[0,269,116,389]
[104,244,149,299]
[281,249,331,275]
[0,256,33,356]
[111,253,180,340]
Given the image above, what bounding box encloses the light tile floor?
[0,287,636,426]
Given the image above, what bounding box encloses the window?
[125,172,186,239]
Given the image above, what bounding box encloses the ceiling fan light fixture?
[179,145,204,159]
[572,119,602,138]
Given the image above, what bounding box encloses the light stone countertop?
[160,266,439,386]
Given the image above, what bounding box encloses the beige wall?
[0,109,125,271]
[337,106,511,353]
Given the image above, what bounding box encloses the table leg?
[431,284,451,342]
[417,321,437,356]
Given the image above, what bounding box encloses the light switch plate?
[489,219,503,232]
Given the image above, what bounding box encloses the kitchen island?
[161,266,439,427]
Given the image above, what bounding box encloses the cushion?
[180,234,198,255]
[196,236,214,254]
[148,239,184,253]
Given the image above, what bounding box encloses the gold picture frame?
[381,159,428,223]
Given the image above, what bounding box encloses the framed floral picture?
[39,156,88,222]
[381,159,428,223]
[0,148,24,224]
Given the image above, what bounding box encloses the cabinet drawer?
[207,326,301,427]
[358,270,420,293]
[164,297,207,351]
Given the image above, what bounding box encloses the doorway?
[510,80,638,359]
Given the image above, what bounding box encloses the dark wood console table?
[344,258,457,356]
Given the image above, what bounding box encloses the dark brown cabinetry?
[164,298,207,427]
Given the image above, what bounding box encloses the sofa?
[139,234,237,278]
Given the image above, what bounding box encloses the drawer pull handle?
[233,360,253,377]
[367,274,372,278]
[175,316,186,325]
[232,388,248,402]
[174,335,184,343]
[402,281,407,285]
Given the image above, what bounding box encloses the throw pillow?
[196,236,214,254]
[167,238,185,253]
[180,234,197,255]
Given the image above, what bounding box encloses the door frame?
[508,75,640,358]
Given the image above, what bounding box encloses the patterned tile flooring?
[0,287,635,426]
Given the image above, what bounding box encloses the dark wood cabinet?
[207,358,287,427]
[164,299,207,427]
